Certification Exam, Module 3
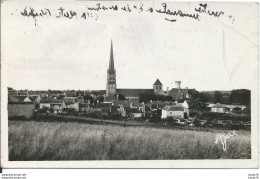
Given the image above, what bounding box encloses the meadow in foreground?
[9,120,251,160]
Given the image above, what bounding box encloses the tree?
[139,93,157,103]
[117,94,126,100]
[96,95,104,103]
[213,91,222,103]
[229,89,250,105]
[188,89,199,99]
[84,95,94,103]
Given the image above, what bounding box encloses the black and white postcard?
[1,0,259,168]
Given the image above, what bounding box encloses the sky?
[2,1,258,91]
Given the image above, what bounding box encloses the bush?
[110,114,122,120]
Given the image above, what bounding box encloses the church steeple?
[106,40,117,97]
[108,40,115,74]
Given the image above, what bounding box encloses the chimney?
[167,87,169,93]
[175,81,181,89]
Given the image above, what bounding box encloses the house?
[8,102,35,119]
[8,95,35,119]
[79,103,90,112]
[161,105,185,119]
[29,95,41,103]
[211,103,226,113]
[168,81,190,99]
[9,95,32,103]
[126,108,143,118]
[225,104,247,112]
[146,101,169,111]
[96,102,112,114]
[111,100,145,116]
[64,97,79,111]
[39,98,65,114]
[182,99,197,116]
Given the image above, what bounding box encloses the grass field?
[8,120,251,160]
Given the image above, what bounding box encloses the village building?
[168,81,190,99]
[64,97,79,111]
[29,95,41,103]
[9,95,32,103]
[182,99,198,116]
[161,105,185,119]
[39,98,65,114]
[211,103,226,113]
[146,101,170,111]
[8,95,35,119]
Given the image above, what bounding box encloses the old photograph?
[1,1,259,168]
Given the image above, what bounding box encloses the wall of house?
[40,103,51,108]
[184,108,189,116]
[161,110,168,119]
[211,108,225,113]
[161,110,184,119]
[132,113,142,118]
[8,103,35,119]
[117,107,126,117]
[66,102,79,111]
[126,97,139,100]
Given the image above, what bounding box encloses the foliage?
[109,113,122,120]
[83,95,95,104]
[198,112,250,122]
[198,92,213,103]
[188,89,199,99]
[229,89,250,105]
[213,91,222,103]
[117,94,126,100]
[96,95,104,103]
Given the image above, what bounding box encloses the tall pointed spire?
[108,40,115,74]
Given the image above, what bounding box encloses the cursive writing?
[56,7,77,19]
[21,6,51,26]
[195,4,224,18]
[156,3,200,22]
[215,130,238,151]
[19,3,233,25]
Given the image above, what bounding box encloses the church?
[105,41,192,101]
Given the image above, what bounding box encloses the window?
[170,112,172,114]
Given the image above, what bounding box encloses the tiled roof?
[29,95,40,102]
[40,98,64,104]
[153,79,162,85]
[162,105,184,111]
[111,100,140,107]
[117,89,154,98]
[146,101,171,108]
[10,95,31,102]
[96,102,112,108]
[212,103,226,108]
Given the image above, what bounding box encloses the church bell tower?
[106,41,116,97]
